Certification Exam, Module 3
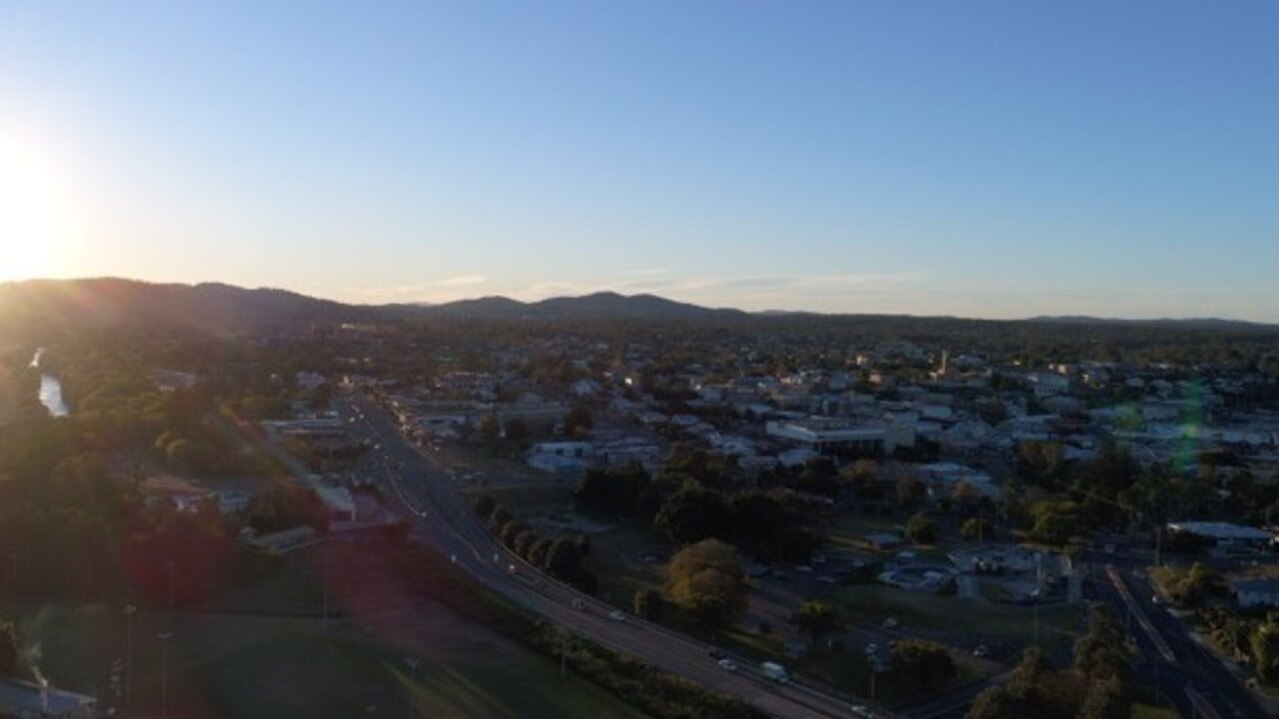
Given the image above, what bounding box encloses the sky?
[1,1,1277,320]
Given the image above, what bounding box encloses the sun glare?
[0,134,70,282]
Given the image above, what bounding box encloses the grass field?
[823,584,1086,657]
[825,515,953,562]
[797,649,986,707]
[1,600,650,719]
[1130,702,1178,719]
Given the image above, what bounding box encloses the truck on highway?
[761,662,789,684]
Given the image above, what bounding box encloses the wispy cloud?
[346,282,434,298]
[436,273,488,287]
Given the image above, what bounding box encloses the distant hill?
[0,278,368,336]
[422,291,745,320]
[0,279,742,336]
[1027,315,1276,331]
[1,278,1273,338]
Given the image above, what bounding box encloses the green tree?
[654,483,731,544]
[473,493,496,520]
[565,406,593,436]
[0,621,18,677]
[951,481,981,509]
[479,413,501,442]
[961,517,990,542]
[891,639,956,691]
[667,539,747,627]
[634,588,664,621]
[484,505,511,532]
[1167,562,1227,607]
[1077,674,1127,719]
[1073,605,1129,683]
[905,512,938,545]
[503,417,530,443]
[966,685,1018,719]
[247,480,329,533]
[544,538,583,581]
[897,474,928,507]
[1253,620,1279,684]
[791,601,846,646]
[841,459,884,501]
[1009,646,1053,694]
[575,463,650,515]
[499,521,527,548]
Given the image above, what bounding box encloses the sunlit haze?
[1,2,1277,319]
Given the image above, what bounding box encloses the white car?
[882,618,899,629]
[717,658,738,672]
[817,575,837,585]
[795,565,813,573]
[608,610,626,622]
[864,643,879,655]
[850,706,877,719]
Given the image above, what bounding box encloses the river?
[30,348,69,417]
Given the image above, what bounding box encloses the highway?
[1092,555,1265,719]
[339,390,880,719]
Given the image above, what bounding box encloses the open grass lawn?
[825,515,953,562]
[823,585,1086,657]
[1130,702,1179,719]
[587,524,670,606]
[797,650,986,708]
[468,482,576,517]
[0,601,650,719]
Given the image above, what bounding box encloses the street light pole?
[166,560,176,608]
[404,657,419,719]
[158,631,173,718]
[322,540,330,631]
[124,604,136,713]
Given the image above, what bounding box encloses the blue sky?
[1,2,1277,319]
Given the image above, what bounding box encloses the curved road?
[341,391,879,719]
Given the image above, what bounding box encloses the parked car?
[718,658,738,672]
[882,617,899,629]
[608,610,626,622]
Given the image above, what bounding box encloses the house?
[295,371,327,389]
[527,441,596,474]
[1165,521,1274,549]
[244,526,321,556]
[1236,579,1279,609]
[766,417,916,456]
[0,679,96,719]
[864,532,906,551]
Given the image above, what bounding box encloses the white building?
[766,417,915,455]
[1236,579,1279,609]
[1166,521,1275,548]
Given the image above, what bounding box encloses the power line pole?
[124,604,136,713]
[158,630,173,719]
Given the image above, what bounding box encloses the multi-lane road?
[322,393,1275,719]
[339,391,880,719]
[1088,542,1266,719]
